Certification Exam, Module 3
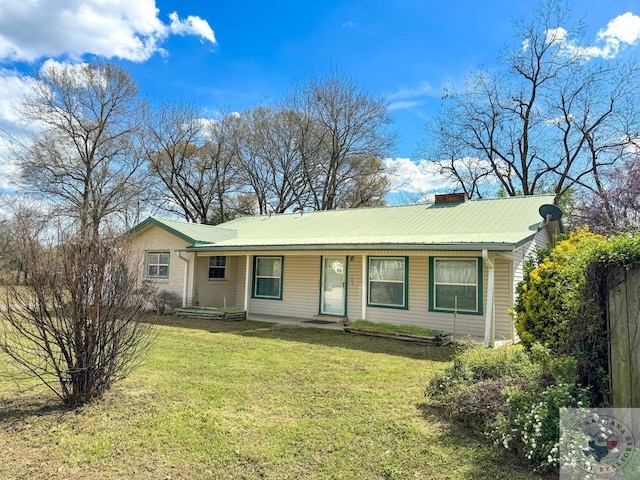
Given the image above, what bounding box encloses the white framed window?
[147,252,170,279]
[252,256,283,300]
[368,257,407,309]
[430,257,482,314]
[208,256,227,279]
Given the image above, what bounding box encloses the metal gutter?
[185,242,518,253]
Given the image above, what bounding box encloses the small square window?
[147,252,170,279]
[208,256,227,279]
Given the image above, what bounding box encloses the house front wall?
[193,255,238,308]
[129,226,195,306]
[196,249,518,339]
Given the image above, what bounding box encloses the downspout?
[177,251,190,308]
[482,249,495,348]
[361,254,367,320]
[244,254,251,312]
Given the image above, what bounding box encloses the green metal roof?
[130,217,236,247]
[132,196,557,251]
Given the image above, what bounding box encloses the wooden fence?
[607,266,640,408]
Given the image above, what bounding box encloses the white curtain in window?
[435,259,476,284]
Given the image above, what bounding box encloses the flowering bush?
[491,383,590,473]
[427,343,591,474]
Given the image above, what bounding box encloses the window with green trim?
[253,256,283,299]
[368,257,407,308]
[147,252,170,279]
[208,256,227,279]
[430,257,481,313]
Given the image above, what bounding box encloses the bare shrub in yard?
[150,289,182,314]
[0,230,156,408]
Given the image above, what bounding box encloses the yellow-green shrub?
[514,229,605,350]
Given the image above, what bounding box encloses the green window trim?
[367,256,409,310]
[428,256,483,315]
[147,251,170,279]
[208,255,227,279]
[251,256,284,300]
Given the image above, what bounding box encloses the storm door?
[321,256,346,315]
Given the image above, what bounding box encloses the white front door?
[321,256,346,316]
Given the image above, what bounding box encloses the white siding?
[494,257,515,340]
[247,255,321,318]
[364,255,487,337]
[205,251,519,338]
[346,256,363,320]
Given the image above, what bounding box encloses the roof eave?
[185,242,519,252]
[128,217,197,246]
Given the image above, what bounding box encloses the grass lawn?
[0,316,543,479]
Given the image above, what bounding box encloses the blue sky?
[1,0,639,194]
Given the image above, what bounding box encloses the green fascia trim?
[513,232,537,250]
[428,256,484,316]
[366,256,409,310]
[130,217,198,245]
[251,255,284,301]
[129,217,237,247]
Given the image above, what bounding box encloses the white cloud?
[0,0,216,63]
[168,12,216,43]
[599,12,640,45]
[547,12,640,60]
[388,100,422,111]
[0,69,34,133]
[0,69,38,192]
[386,82,436,111]
[545,27,568,45]
[387,82,435,101]
[384,157,458,194]
[384,157,499,202]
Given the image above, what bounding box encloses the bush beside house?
[427,229,640,473]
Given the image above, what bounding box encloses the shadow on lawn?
[237,325,457,362]
[0,394,71,425]
[144,314,273,333]
[146,315,457,362]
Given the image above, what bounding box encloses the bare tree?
[422,0,640,201]
[15,61,147,234]
[235,107,309,214]
[0,228,155,407]
[285,70,396,210]
[0,199,49,283]
[143,103,244,224]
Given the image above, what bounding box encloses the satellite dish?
[539,204,563,221]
